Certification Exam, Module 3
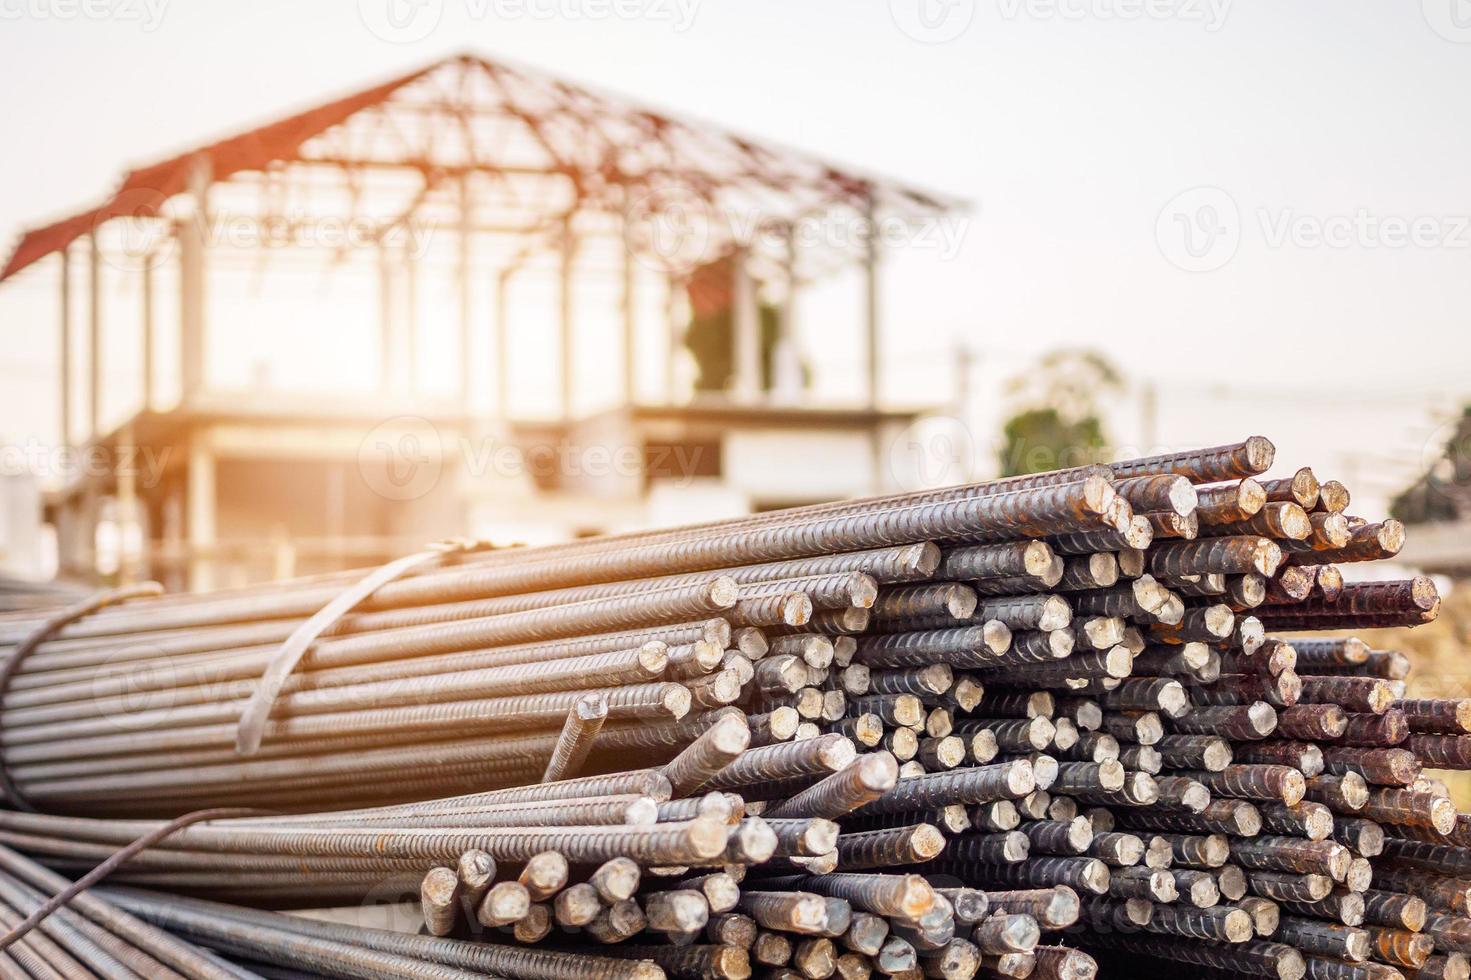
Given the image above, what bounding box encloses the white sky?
[2,0,1469,515]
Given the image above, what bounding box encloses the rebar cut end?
[1079,473,1118,518]
[948,586,980,620]
[1023,540,1056,577]
[636,643,670,676]
[782,593,814,627]
[1158,681,1191,720]
[1124,515,1154,550]
[982,618,1013,654]
[1432,796,1459,835]
[1102,645,1132,679]
[624,797,661,825]
[1241,435,1276,474]
[1003,759,1038,798]
[664,686,694,719]
[848,573,880,610]
[575,692,611,722]
[687,816,735,861]
[905,541,944,577]
[707,576,741,608]
[1039,595,1073,632]
[858,751,901,793]
[1169,477,1200,517]
[1378,518,1407,554]
[1254,538,1286,577]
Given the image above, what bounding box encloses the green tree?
[1391,406,1471,525]
[998,349,1122,477]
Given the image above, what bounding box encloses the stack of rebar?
[0,436,1464,980]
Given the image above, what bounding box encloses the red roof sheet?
[0,60,438,281]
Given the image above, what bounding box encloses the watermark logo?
[93,189,176,274]
[355,418,707,501]
[890,0,976,43]
[359,0,698,42]
[624,185,716,275]
[0,0,170,30]
[1,441,171,488]
[358,0,443,42]
[1420,418,1471,502]
[91,646,184,732]
[1423,0,1471,42]
[358,416,444,502]
[360,875,435,931]
[1156,186,1241,272]
[885,415,978,492]
[1258,209,1471,252]
[1158,187,1471,272]
[996,0,1232,31]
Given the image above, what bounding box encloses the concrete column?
[87,233,102,438]
[622,209,638,407]
[377,243,393,394]
[864,200,881,411]
[458,177,474,411]
[772,230,803,401]
[58,248,71,449]
[404,246,419,394]
[186,436,216,592]
[116,423,140,585]
[141,258,154,412]
[559,215,576,420]
[665,276,683,403]
[179,154,210,404]
[730,247,760,401]
[495,270,510,419]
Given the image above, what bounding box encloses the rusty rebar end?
[708,576,741,608]
[1245,436,1276,473]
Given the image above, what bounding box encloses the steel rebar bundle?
[0,436,1465,980]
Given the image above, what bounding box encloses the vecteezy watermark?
[1155,186,1241,273]
[93,197,438,275]
[358,0,699,43]
[1,441,171,488]
[997,0,1231,30]
[1157,186,1471,272]
[885,415,979,492]
[1257,209,1471,252]
[890,0,1229,41]
[0,0,169,30]
[1422,0,1471,42]
[356,416,707,501]
[623,190,972,276]
[890,0,977,43]
[1419,417,1471,503]
[358,417,445,503]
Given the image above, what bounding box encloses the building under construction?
[0,53,958,591]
